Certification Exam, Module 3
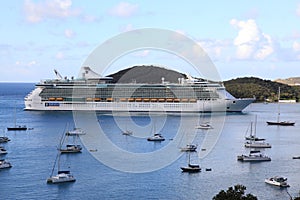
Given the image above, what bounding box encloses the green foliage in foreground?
[212,184,257,200]
[224,77,300,102]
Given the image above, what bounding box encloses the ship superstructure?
[24,67,254,112]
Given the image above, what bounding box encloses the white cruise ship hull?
[25,98,253,112]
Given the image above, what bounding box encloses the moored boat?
[264,176,289,187]
[237,150,271,162]
[147,133,165,142]
[0,159,12,169]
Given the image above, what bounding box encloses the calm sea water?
[0,83,300,200]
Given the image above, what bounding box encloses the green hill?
[224,77,300,102]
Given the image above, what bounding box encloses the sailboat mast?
[277,87,281,123]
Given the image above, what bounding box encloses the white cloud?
[15,60,37,67]
[64,29,75,38]
[24,0,81,23]
[109,2,138,17]
[230,19,274,60]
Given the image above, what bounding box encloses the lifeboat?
[189,99,197,103]
[181,99,188,102]
[120,98,127,102]
[128,98,135,102]
[56,97,63,101]
[174,98,180,102]
[150,98,157,102]
[48,97,56,101]
[86,98,93,101]
[158,98,166,102]
[93,98,101,102]
[135,98,142,102]
[166,98,173,102]
[143,98,150,102]
[106,98,114,102]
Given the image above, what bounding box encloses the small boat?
[60,144,82,153]
[180,144,197,152]
[7,125,27,131]
[122,130,133,136]
[245,119,265,141]
[292,156,300,159]
[244,141,271,148]
[59,127,83,153]
[0,136,10,143]
[266,121,295,126]
[266,87,295,126]
[237,150,271,162]
[244,116,271,148]
[265,176,290,187]
[181,152,201,173]
[0,159,12,169]
[147,133,165,141]
[65,128,86,136]
[7,105,27,131]
[195,122,213,129]
[0,146,7,155]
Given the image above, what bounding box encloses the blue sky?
[1,0,300,82]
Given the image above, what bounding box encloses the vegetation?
[212,184,257,200]
[224,77,300,102]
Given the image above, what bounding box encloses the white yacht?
[180,144,197,152]
[24,67,254,112]
[265,176,289,187]
[0,159,12,169]
[0,146,7,155]
[147,133,165,142]
[195,122,213,129]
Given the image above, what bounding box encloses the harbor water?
[0,83,300,199]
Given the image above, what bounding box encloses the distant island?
[107,65,300,103]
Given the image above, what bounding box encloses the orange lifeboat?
[143,98,150,102]
[48,97,56,101]
[55,97,63,101]
[158,98,166,102]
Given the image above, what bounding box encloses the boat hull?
[7,127,27,131]
[266,121,295,126]
[180,167,201,173]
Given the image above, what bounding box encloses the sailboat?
[46,151,76,184]
[266,87,295,126]
[7,105,27,131]
[245,116,271,148]
[59,128,82,153]
[180,152,201,172]
[237,150,271,162]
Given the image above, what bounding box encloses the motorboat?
[0,136,10,143]
[60,144,82,153]
[47,170,76,184]
[265,176,289,187]
[147,133,165,141]
[0,146,7,155]
[237,150,271,162]
[122,130,133,136]
[292,156,300,159]
[0,159,12,169]
[180,144,197,152]
[195,122,213,129]
[65,128,86,136]
[244,141,271,148]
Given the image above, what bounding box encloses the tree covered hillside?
[224,77,300,102]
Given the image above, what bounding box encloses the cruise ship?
[24,67,254,112]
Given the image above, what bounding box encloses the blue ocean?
[0,83,300,200]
